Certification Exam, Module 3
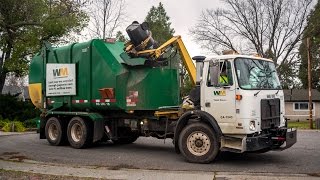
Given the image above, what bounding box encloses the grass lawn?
[287,121,317,129]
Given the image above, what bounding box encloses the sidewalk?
[0,159,318,180]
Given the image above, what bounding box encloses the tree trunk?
[0,42,13,93]
[0,51,5,93]
[0,71,6,93]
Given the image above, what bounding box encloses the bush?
[0,119,10,129]
[0,94,41,122]
[2,121,26,132]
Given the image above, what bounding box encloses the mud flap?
[278,128,297,150]
[93,120,105,143]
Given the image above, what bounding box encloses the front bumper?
[245,128,297,152]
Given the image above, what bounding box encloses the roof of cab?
[203,54,273,62]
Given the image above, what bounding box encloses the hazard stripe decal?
[91,99,116,103]
[72,100,88,104]
[71,99,116,104]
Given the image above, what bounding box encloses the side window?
[294,102,313,111]
[207,60,233,86]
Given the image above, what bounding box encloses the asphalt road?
[0,130,319,174]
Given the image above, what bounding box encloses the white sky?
[124,0,222,57]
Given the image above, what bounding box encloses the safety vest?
[219,75,228,84]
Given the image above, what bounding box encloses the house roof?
[2,85,30,99]
[283,89,320,102]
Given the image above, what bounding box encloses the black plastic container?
[126,21,157,51]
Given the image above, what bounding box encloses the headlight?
[249,121,256,131]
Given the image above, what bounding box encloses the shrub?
[0,94,41,122]
[0,119,10,129]
[2,123,10,132]
[14,121,26,132]
[2,121,26,132]
[0,119,10,130]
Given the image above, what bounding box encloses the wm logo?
[53,67,69,78]
[213,90,226,96]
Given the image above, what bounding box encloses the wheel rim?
[48,123,58,141]
[71,122,83,142]
[186,131,211,156]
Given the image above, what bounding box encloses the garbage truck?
[29,21,297,163]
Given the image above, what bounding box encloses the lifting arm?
[132,36,196,86]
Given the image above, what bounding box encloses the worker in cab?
[219,65,229,85]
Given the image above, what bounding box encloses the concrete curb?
[296,129,320,132]
[0,159,319,180]
[0,131,36,137]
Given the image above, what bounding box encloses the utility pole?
[307,37,313,129]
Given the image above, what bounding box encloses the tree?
[298,1,320,91]
[144,3,192,96]
[144,2,175,44]
[86,0,126,39]
[115,31,127,42]
[0,0,88,92]
[191,0,313,88]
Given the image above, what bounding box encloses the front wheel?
[178,122,220,163]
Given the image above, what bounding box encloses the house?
[1,85,30,101]
[283,89,320,122]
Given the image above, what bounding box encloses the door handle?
[205,102,210,107]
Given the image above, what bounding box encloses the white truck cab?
[177,55,297,159]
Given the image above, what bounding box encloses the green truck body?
[29,39,179,112]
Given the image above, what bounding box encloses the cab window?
[207,60,233,87]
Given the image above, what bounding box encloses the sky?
[124,0,222,57]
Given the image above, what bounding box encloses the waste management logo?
[213,90,226,96]
[46,63,76,96]
[52,67,69,78]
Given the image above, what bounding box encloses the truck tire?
[67,117,93,149]
[178,122,219,163]
[45,117,67,146]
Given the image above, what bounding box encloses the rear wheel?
[67,117,93,149]
[45,117,67,146]
[178,122,220,163]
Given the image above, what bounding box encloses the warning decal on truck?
[46,63,76,96]
[126,91,138,107]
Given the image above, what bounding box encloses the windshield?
[234,58,281,90]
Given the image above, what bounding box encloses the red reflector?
[105,38,116,43]
[272,137,285,141]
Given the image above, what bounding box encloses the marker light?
[236,94,242,100]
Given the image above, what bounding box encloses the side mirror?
[209,60,220,87]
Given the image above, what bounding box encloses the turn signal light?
[236,94,242,100]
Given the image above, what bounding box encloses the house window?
[293,102,313,111]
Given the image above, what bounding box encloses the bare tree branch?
[190,0,312,66]
[86,0,126,39]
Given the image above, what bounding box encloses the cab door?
[201,60,236,131]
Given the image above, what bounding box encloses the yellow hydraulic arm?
[128,36,196,86]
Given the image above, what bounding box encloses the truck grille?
[260,99,280,129]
